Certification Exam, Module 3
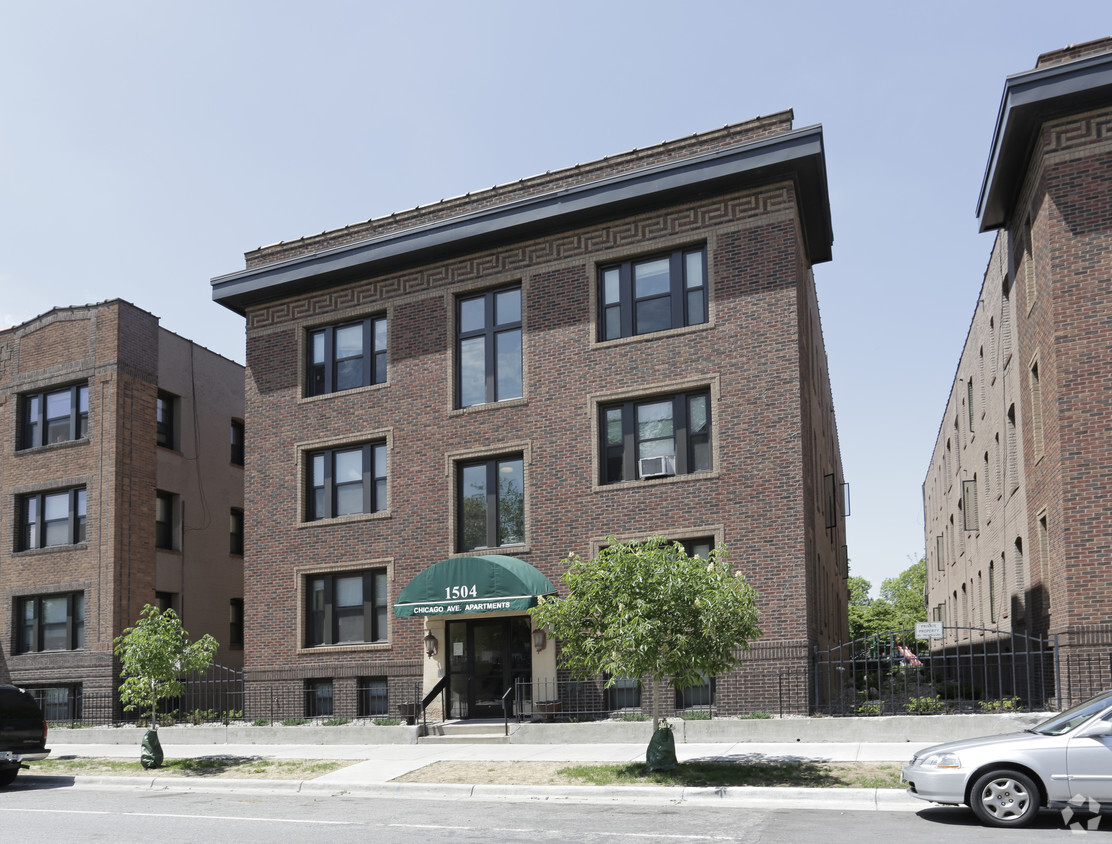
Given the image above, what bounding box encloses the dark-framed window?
[20,383,89,449]
[307,317,387,397]
[25,685,82,722]
[676,675,715,709]
[306,569,388,647]
[156,391,177,449]
[358,677,389,717]
[600,390,711,484]
[599,247,706,341]
[458,455,524,551]
[229,508,244,555]
[17,592,84,653]
[18,488,86,550]
[305,679,334,717]
[156,591,176,613]
[456,285,522,408]
[155,490,177,550]
[607,676,641,710]
[229,598,244,649]
[230,419,244,466]
[307,442,387,521]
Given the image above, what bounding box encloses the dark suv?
[0,684,50,786]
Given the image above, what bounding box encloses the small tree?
[530,536,760,730]
[114,605,218,728]
[848,558,928,642]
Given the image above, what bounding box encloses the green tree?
[113,605,218,728]
[848,558,927,641]
[530,536,761,730]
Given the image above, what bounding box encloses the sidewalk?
[38,740,932,810]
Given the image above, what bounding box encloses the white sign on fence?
[915,621,944,639]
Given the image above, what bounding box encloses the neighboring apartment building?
[0,300,245,718]
[924,38,1112,703]
[213,110,846,719]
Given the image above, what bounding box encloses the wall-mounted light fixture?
[424,631,439,657]
[532,628,547,652]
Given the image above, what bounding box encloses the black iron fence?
[31,631,1112,727]
[813,626,1059,716]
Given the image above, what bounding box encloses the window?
[601,391,710,484]
[607,676,641,710]
[156,591,176,613]
[962,478,978,531]
[20,383,88,449]
[307,442,387,521]
[229,598,244,648]
[458,455,524,550]
[156,391,176,449]
[307,317,387,397]
[17,592,84,653]
[677,675,715,709]
[358,677,388,717]
[306,569,388,647]
[18,488,86,550]
[988,561,997,624]
[230,419,244,466]
[305,679,334,717]
[26,686,81,722]
[935,535,945,571]
[456,285,522,408]
[155,491,177,550]
[823,473,837,529]
[967,379,975,432]
[599,247,706,340]
[681,537,714,558]
[229,508,244,555]
[1029,358,1044,459]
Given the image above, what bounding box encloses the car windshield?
[1032,690,1112,736]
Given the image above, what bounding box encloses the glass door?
[446,617,532,719]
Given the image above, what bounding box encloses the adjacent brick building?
[0,301,245,716]
[924,38,1112,704]
[214,110,846,719]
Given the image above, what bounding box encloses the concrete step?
[417,719,516,744]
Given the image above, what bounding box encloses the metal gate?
[813,627,1056,715]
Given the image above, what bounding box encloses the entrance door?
[446,617,531,718]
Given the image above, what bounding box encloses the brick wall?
[242,167,843,713]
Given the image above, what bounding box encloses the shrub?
[372,717,402,726]
[906,695,945,714]
[280,718,309,726]
[682,711,711,720]
[856,702,882,716]
[323,717,351,726]
[739,711,772,720]
[978,696,1022,712]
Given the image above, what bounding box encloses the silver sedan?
[902,689,1112,827]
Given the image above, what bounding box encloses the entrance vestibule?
[446,616,531,718]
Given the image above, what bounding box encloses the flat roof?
[977,50,1112,232]
[212,126,832,315]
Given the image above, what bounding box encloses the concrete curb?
[30,773,925,810]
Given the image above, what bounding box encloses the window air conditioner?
[638,454,676,479]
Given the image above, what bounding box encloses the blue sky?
[2,1,1108,592]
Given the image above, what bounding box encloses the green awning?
[393,555,557,618]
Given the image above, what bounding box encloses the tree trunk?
[652,680,661,731]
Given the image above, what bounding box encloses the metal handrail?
[420,675,450,732]
[501,685,514,736]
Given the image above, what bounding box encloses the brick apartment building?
[924,38,1112,703]
[213,110,846,719]
[0,301,245,717]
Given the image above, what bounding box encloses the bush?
[323,717,351,726]
[682,711,711,720]
[280,718,309,726]
[739,711,773,720]
[856,702,882,716]
[906,695,945,714]
[372,717,402,726]
[978,696,1022,712]
[252,718,269,726]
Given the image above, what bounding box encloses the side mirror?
[1074,719,1112,739]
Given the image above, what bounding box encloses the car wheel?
[0,767,18,788]
[969,769,1040,827]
